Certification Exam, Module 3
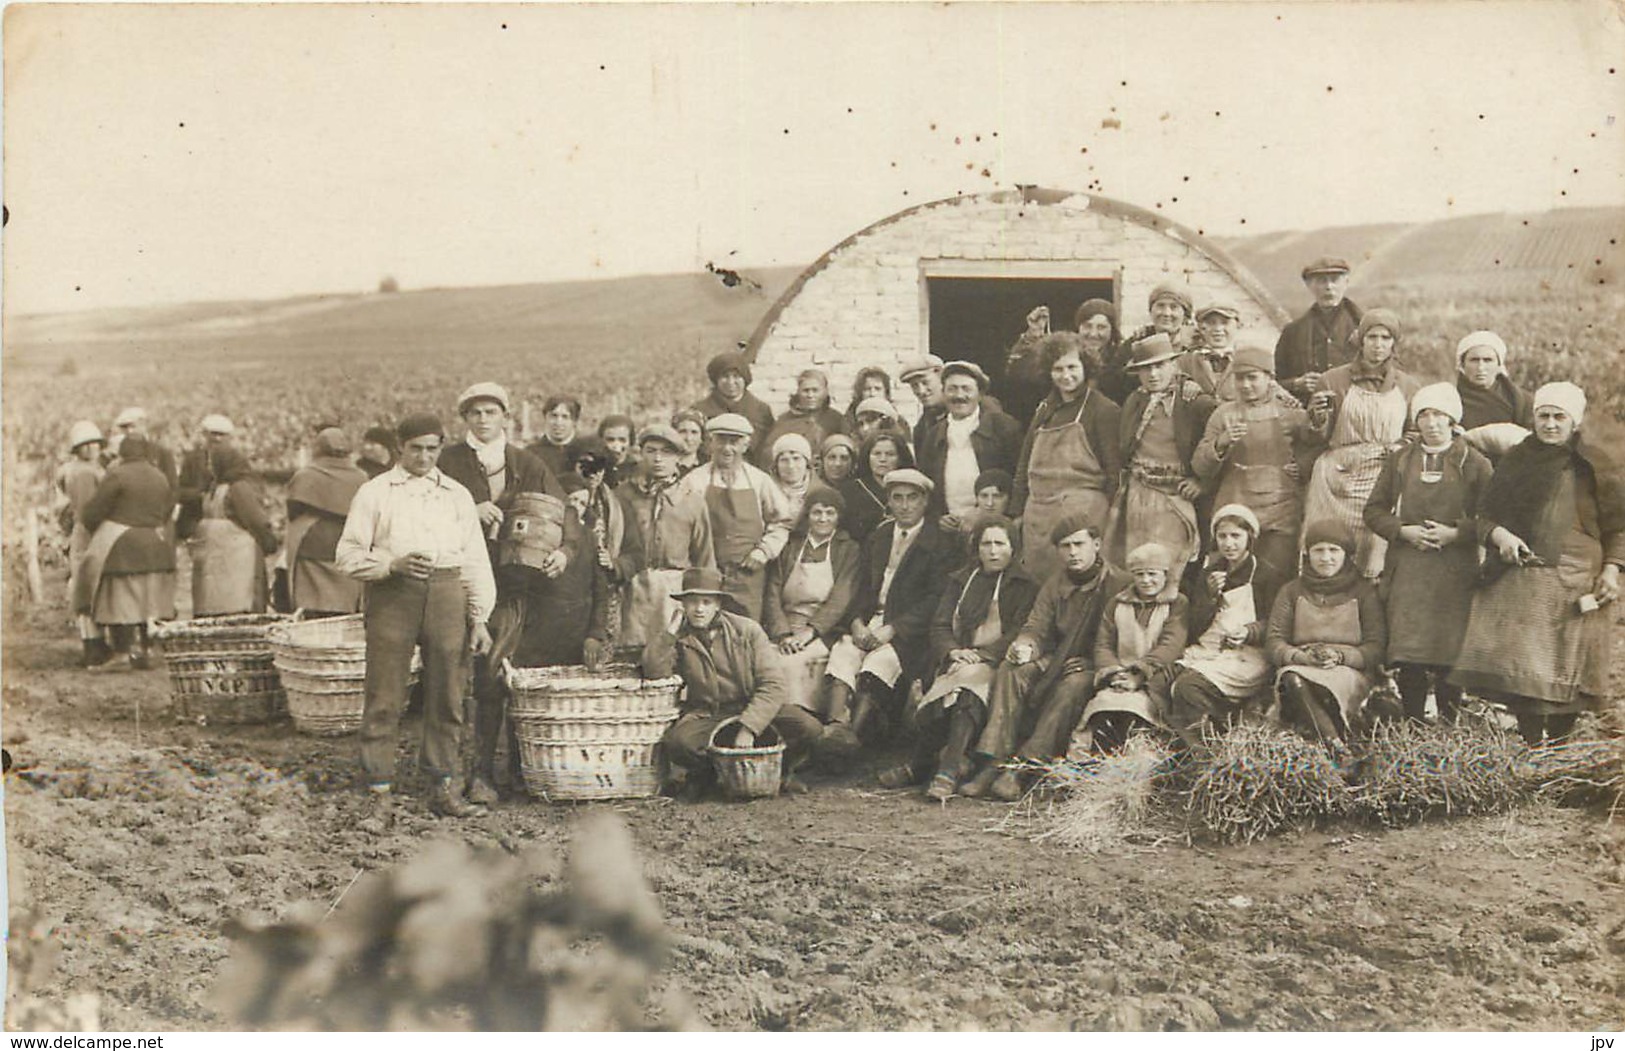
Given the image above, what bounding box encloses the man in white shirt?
[336,412,496,818]
[915,361,1023,527]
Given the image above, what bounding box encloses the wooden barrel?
[498,492,567,573]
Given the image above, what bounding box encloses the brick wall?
[750,194,1284,421]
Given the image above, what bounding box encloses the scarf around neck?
[466,431,507,476]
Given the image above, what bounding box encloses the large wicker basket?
[153,613,293,725]
[268,615,408,737]
[505,661,681,801]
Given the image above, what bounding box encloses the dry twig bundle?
[1185,724,1354,844]
[1355,717,1522,826]
[1515,736,1625,807]
[1010,734,1184,852]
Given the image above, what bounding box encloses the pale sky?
[4,0,1622,315]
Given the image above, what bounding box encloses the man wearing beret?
[614,422,718,649]
[1275,257,1362,403]
[438,382,585,804]
[914,361,1024,526]
[962,515,1128,801]
[820,468,952,755]
[336,413,496,818]
[689,349,776,461]
[643,567,823,797]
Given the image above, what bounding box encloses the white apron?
[1080,600,1173,730]
[918,575,1004,711]
[1176,580,1269,699]
[779,551,835,713]
[188,484,265,617]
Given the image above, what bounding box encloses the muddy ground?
[5,596,1625,1032]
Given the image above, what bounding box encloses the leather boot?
[80,639,112,668]
[428,777,487,818]
[959,763,1000,799]
[848,688,883,746]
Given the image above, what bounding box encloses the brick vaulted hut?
[743,186,1290,424]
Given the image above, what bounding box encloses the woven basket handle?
[500,657,516,687]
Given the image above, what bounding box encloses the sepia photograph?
[3,0,1624,1034]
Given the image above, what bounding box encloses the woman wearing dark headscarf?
[690,351,776,460]
[285,427,369,616]
[1010,331,1122,582]
[1266,518,1386,754]
[883,515,1039,800]
[838,431,915,541]
[1075,298,1132,405]
[189,445,278,616]
[76,435,177,671]
[1450,382,1625,744]
[1300,308,1423,577]
[1454,330,1535,460]
[763,487,863,717]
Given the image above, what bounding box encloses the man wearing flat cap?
[820,468,952,756]
[175,413,236,541]
[914,361,1024,526]
[337,412,496,818]
[962,514,1129,801]
[1275,256,1362,403]
[643,567,823,797]
[677,412,794,622]
[438,382,584,804]
[111,407,178,488]
[613,422,717,649]
[689,349,776,461]
[900,354,948,452]
[1184,300,1244,400]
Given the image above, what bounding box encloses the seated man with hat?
[1275,256,1361,403]
[1193,342,1322,573]
[962,514,1129,801]
[677,412,794,623]
[1109,333,1217,580]
[613,422,717,650]
[438,382,583,805]
[643,567,823,798]
[689,348,776,461]
[175,413,236,540]
[818,467,952,755]
[914,361,1024,529]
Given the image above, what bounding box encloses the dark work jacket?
[82,461,177,575]
[851,518,953,679]
[643,610,788,736]
[1275,299,1363,399]
[762,530,864,644]
[761,405,847,464]
[690,390,776,461]
[927,564,1041,673]
[175,444,216,540]
[1118,381,1218,474]
[439,441,582,588]
[915,406,1025,517]
[526,436,580,479]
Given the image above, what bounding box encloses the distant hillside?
[1220,206,1625,313]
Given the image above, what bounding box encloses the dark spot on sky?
[178,122,185,128]
[1214,111,1221,117]
[1239,218,1246,224]
[1120,80,1128,87]
[954,136,961,145]
[75,285,81,292]
[930,122,937,131]
[1080,147,1088,154]
[1171,196,1178,204]
[980,168,991,177]
[599,64,606,71]
[1182,175,1190,182]
[1326,85,1333,92]
[847,107,853,114]
[1478,114,1485,120]
[500,23,507,29]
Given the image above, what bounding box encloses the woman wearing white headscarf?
[1362,383,1493,722]
[1450,382,1625,743]
[1454,330,1534,460]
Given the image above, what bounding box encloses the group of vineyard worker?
[57,256,1623,816]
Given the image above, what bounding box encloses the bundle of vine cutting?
[1353,716,1524,826]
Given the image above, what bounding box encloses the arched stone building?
[744,186,1289,423]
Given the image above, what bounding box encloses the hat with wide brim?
[671,567,729,598]
[706,412,755,438]
[1124,333,1181,369]
[1301,257,1351,279]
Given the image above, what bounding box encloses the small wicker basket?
[505,661,681,800]
[152,613,292,725]
[708,718,785,800]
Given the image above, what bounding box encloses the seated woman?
[882,515,1039,800]
[1362,383,1492,722]
[818,432,857,486]
[763,488,863,718]
[768,432,815,524]
[1078,542,1188,753]
[1266,519,1386,758]
[838,431,915,541]
[1454,331,1534,460]
[1168,505,1288,752]
[1450,382,1624,744]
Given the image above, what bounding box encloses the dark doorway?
[926,275,1116,425]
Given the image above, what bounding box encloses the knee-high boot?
[936,695,985,780]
